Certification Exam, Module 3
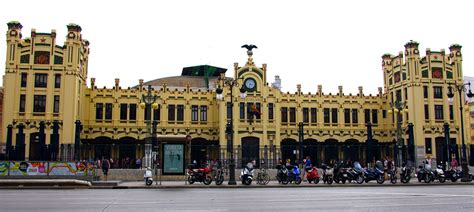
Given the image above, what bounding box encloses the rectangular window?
[364,109,371,124]
[324,108,330,123]
[396,90,402,101]
[191,105,198,121]
[95,103,103,120]
[372,109,378,124]
[33,95,46,113]
[433,86,443,99]
[449,105,454,120]
[177,105,184,121]
[240,103,245,119]
[434,105,444,120]
[423,86,428,98]
[289,107,296,123]
[344,109,350,124]
[424,104,429,120]
[268,103,274,120]
[281,107,288,123]
[303,108,309,123]
[19,94,26,112]
[129,104,137,120]
[310,108,317,123]
[382,110,386,119]
[120,104,127,120]
[54,74,61,88]
[21,73,27,87]
[34,73,48,88]
[105,103,113,120]
[425,138,432,154]
[352,109,358,124]
[168,105,176,121]
[153,106,160,121]
[53,95,60,113]
[200,105,207,121]
[256,103,261,119]
[331,108,338,124]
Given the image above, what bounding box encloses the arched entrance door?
[281,139,297,164]
[118,137,137,168]
[435,137,448,167]
[94,136,112,160]
[241,137,259,168]
[344,139,360,163]
[302,139,318,166]
[324,139,339,164]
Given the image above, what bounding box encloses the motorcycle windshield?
[353,162,362,172]
[375,161,384,170]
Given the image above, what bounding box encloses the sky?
[1,0,474,94]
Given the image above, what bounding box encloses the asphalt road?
[0,186,473,211]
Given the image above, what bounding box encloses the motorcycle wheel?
[188,176,195,184]
[451,177,458,182]
[314,178,320,184]
[203,175,212,185]
[424,174,431,183]
[327,177,333,185]
[439,176,446,183]
[376,175,385,184]
[341,179,346,184]
[244,177,252,185]
[263,175,270,185]
[356,176,364,184]
[215,175,224,185]
[390,176,397,184]
[295,178,302,185]
[308,179,312,184]
[146,179,153,186]
[282,177,289,185]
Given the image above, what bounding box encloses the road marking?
[353,202,474,208]
[340,191,474,198]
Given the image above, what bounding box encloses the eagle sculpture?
[241,44,258,51]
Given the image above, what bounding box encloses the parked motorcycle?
[321,163,334,185]
[143,167,153,186]
[187,165,212,185]
[306,167,320,184]
[276,164,289,184]
[387,167,397,184]
[433,165,446,183]
[287,165,302,184]
[363,161,385,184]
[416,162,434,183]
[240,162,255,185]
[400,162,413,184]
[346,162,364,184]
[213,167,225,185]
[333,162,348,184]
[445,167,462,182]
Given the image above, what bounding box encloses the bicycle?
[256,168,270,185]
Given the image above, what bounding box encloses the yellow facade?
[2,22,473,168]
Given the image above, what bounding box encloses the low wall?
[0,161,96,177]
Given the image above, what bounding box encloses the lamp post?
[216,76,246,185]
[140,85,159,168]
[447,81,473,182]
[388,100,408,167]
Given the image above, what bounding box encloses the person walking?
[136,158,142,169]
[450,156,458,169]
[101,158,110,181]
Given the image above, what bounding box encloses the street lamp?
[140,84,159,168]
[388,100,408,167]
[216,75,246,185]
[447,81,473,182]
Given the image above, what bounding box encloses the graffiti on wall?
[0,161,97,176]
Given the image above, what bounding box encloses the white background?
[1,0,473,94]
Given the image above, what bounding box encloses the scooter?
[400,162,413,183]
[445,167,462,182]
[306,167,320,184]
[333,162,348,184]
[346,162,364,184]
[387,167,397,184]
[433,165,446,183]
[213,167,225,185]
[276,164,289,184]
[144,167,153,186]
[363,161,385,184]
[287,165,302,184]
[416,162,434,183]
[321,163,334,185]
[240,163,255,185]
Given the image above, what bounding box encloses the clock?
[68,32,75,39]
[244,78,256,91]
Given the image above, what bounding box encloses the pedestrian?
[425,155,432,167]
[136,158,142,169]
[101,158,110,181]
[304,156,312,171]
[450,156,458,169]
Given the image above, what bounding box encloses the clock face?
[245,78,256,91]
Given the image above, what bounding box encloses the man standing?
[101,158,110,181]
[136,158,142,169]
